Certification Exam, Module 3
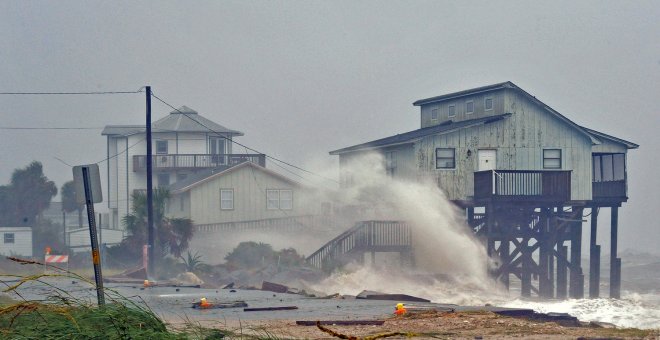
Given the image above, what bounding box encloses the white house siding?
[0,227,32,257]
[421,91,504,128]
[167,191,191,219]
[386,144,416,181]
[175,132,208,154]
[187,166,312,225]
[592,140,627,154]
[414,89,593,201]
[107,137,118,210]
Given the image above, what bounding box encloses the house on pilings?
[330,81,638,299]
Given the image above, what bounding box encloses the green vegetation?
[181,250,208,273]
[224,241,305,269]
[0,161,63,256]
[121,188,194,259]
[0,258,276,339]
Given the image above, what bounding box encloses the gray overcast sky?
[1,1,659,252]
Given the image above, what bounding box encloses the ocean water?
[308,266,660,330]
[503,292,660,329]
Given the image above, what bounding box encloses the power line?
[0,90,144,95]
[0,126,103,130]
[150,92,339,184]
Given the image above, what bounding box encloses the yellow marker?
[395,303,406,315]
[91,249,100,265]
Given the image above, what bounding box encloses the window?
[593,153,626,182]
[220,189,234,210]
[448,105,456,118]
[484,97,493,111]
[266,189,293,210]
[4,233,14,244]
[466,101,474,114]
[385,151,397,177]
[543,149,562,169]
[157,173,170,187]
[435,148,455,169]
[155,140,168,154]
[431,108,438,120]
[280,190,293,210]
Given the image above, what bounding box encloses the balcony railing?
[133,154,266,172]
[474,170,571,202]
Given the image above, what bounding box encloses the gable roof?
[102,106,243,136]
[169,161,301,194]
[582,127,639,149]
[413,81,600,145]
[329,113,512,155]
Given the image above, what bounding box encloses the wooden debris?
[261,281,288,293]
[191,301,248,309]
[296,320,385,326]
[243,306,298,312]
[355,290,430,303]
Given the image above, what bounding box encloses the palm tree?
[122,188,194,258]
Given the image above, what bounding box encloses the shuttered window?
[4,233,14,244]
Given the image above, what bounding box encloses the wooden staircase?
[306,220,412,272]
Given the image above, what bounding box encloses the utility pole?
[145,86,155,277]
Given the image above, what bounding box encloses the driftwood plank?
[243,306,298,312]
[296,320,385,326]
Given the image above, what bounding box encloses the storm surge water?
[504,292,660,330]
[305,153,660,330]
[309,153,507,304]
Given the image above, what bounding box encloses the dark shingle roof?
[413,81,512,106]
[329,113,512,155]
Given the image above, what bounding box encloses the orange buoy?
[394,303,406,315]
[200,297,210,308]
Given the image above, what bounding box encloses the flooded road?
[1,276,400,323]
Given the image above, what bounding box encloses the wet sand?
[174,311,658,339]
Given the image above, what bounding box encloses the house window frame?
[431,108,439,120]
[435,148,456,169]
[484,97,494,111]
[466,100,474,114]
[4,233,14,244]
[266,189,293,210]
[385,151,397,177]
[155,140,168,154]
[279,189,293,210]
[448,104,456,118]
[592,153,626,182]
[543,149,562,169]
[220,189,234,210]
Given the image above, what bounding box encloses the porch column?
[610,206,621,299]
